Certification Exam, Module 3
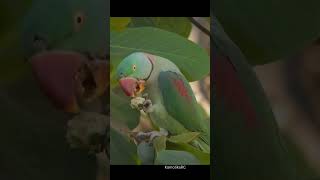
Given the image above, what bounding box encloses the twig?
[187,17,212,40]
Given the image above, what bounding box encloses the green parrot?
[213,16,300,179]
[116,52,210,153]
[0,0,109,179]
[22,0,109,113]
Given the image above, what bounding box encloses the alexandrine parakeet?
[213,16,299,179]
[116,52,210,153]
[22,0,109,113]
[0,0,109,179]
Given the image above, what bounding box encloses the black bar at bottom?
[111,165,210,179]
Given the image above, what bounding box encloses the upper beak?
[119,77,145,97]
[30,50,108,113]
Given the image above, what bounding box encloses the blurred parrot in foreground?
[212,16,300,179]
[116,52,210,153]
[0,0,109,179]
[22,0,109,113]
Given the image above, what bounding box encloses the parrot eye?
[132,65,136,71]
[76,16,83,24]
[74,12,85,32]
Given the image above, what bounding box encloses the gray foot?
[133,128,168,144]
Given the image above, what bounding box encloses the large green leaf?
[110,17,131,32]
[110,56,122,88]
[0,72,97,179]
[0,55,29,84]
[168,132,200,144]
[283,136,320,179]
[110,27,210,82]
[129,17,192,38]
[137,142,155,165]
[110,89,140,129]
[0,0,33,84]
[153,136,167,152]
[214,1,320,65]
[0,0,32,37]
[155,150,200,165]
[110,127,138,165]
[167,142,210,164]
[0,23,29,84]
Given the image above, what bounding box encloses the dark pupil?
[77,16,82,23]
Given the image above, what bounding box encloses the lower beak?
[30,51,108,113]
[119,77,145,97]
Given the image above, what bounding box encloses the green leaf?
[155,150,200,165]
[110,27,210,82]
[168,132,200,144]
[0,0,32,37]
[198,103,209,120]
[283,136,320,179]
[0,26,29,84]
[0,57,29,84]
[110,56,122,88]
[129,17,192,38]
[110,127,138,165]
[153,136,167,152]
[0,0,33,84]
[137,142,155,165]
[110,90,140,129]
[0,72,98,179]
[214,1,320,65]
[110,17,131,32]
[167,141,210,165]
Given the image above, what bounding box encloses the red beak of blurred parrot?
[30,51,108,113]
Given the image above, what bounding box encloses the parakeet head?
[22,0,107,58]
[116,52,153,97]
[22,0,108,113]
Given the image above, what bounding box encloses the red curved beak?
[30,51,84,113]
[30,51,109,113]
[119,77,145,97]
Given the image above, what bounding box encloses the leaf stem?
[187,17,212,40]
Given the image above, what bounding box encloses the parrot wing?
[158,71,210,145]
[213,16,299,179]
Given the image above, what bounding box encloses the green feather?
[158,71,210,145]
[213,16,299,179]
[22,0,107,57]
